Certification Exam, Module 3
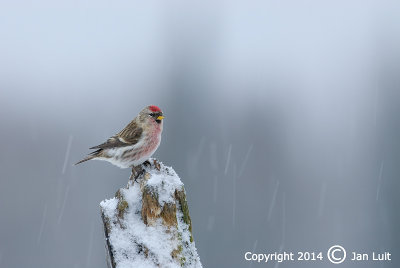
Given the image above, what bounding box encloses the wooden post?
[100,159,202,268]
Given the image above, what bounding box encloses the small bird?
[76,105,164,179]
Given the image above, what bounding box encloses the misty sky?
[0,1,399,267]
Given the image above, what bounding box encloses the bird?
[75,105,164,179]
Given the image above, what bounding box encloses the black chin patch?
[155,119,161,124]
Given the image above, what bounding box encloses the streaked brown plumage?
[75,105,164,169]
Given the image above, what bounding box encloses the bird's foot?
[153,159,161,171]
[135,168,146,182]
[142,160,151,167]
[130,165,146,184]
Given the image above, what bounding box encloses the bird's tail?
[75,149,103,165]
[75,155,96,165]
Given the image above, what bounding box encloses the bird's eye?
[149,113,156,117]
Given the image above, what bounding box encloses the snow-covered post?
[100,159,202,268]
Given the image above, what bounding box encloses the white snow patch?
[146,172,183,206]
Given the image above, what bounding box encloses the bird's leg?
[129,165,146,183]
[130,166,140,182]
[134,168,146,182]
[143,160,151,167]
[129,167,136,182]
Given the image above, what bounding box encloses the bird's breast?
[143,132,161,155]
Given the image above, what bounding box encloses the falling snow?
[238,144,253,178]
[57,185,70,224]
[376,160,384,201]
[213,175,218,203]
[207,216,215,231]
[232,164,237,228]
[62,135,73,174]
[281,192,286,245]
[224,144,232,175]
[318,182,327,217]
[267,180,279,222]
[37,204,48,244]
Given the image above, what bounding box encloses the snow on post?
[100,159,202,268]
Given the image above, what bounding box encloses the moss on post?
[175,189,193,242]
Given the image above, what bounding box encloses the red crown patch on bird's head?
[149,105,161,112]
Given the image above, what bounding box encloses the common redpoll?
[76,105,164,177]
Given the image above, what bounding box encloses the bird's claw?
[130,165,146,184]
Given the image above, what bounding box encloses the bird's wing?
[89,122,143,150]
[117,120,144,144]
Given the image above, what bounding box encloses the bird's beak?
[157,115,165,120]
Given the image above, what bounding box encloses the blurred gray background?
[0,1,399,267]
